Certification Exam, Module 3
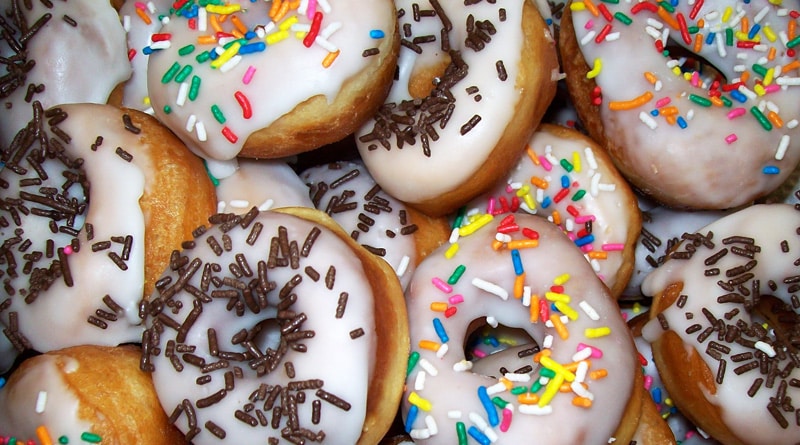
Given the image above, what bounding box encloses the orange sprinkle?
[768,46,776,61]
[740,17,749,34]
[710,96,724,107]
[492,239,504,251]
[550,314,570,340]
[530,176,548,189]
[269,0,283,18]
[789,20,796,40]
[657,6,680,29]
[563,359,590,372]
[514,273,526,299]
[782,60,800,73]
[526,146,541,165]
[587,251,607,260]
[658,105,679,116]
[665,114,678,126]
[135,7,152,25]
[209,14,223,33]
[608,91,653,110]
[430,302,448,312]
[273,0,291,22]
[696,18,705,28]
[643,71,658,84]
[518,393,540,404]
[589,369,608,380]
[584,0,600,16]
[289,0,301,7]
[197,35,217,45]
[573,396,593,408]
[36,426,53,445]
[693,33,703,53]
[551,210,561,226]
[559,382,572,392]
[530,295,540,322]
[231,15,248,34]
[740,71,750,84]
[418,340,440,352]
[507,239,539,250]
[322,50,340,68]
[533,349,552,363]
[767,111,784,128]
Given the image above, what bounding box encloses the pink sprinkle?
[686,431,697,439]
[63,246,73,255]
[486,197,496,215]
[432,277,452,293]
[643,375,653,390]
[727,107,746,119]
[307,0,318,20]
[566,232,577,241]
[505,184,514,194]
[448,294,464,305]
[574,215,596,224]
[577,343,603,358]
[135,1,148,10]
[725,134,738,144]
[690,71,700,87]
[472,348,487,358]
[601,243,624,251]
[539,156,553,171]
[242,66,256,85]
[584,19,594,29]
[499,408,513,432]
[655,97,671,108]
[580,244,593,253]
[764,84,780,94]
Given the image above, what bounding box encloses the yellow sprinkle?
[210,41,241,69]
[459,213,493,236]
[516,184,531,197]
[572,151,582,173]
[266,29,290,45]
[763,25,777,42]
[538,372,565,407]
[554,301,579,321]
[586,58,602,79]
[408,392,433,411]
[523,193,537,211]
[754,83,766,96]
[279,15,299,31]
[444,242,459,259]
[763,67,775,86]
[633,302,642,314]
[722,6,733,22]
[585,326,612,338]
[570,1,587,11]
[671,66,683,76]
[206,4,242,15]
[545,291,571,303]
[553,273,570,285]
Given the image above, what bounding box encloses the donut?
[300,160,451,290]
[139,206,409,444]
[0,102,216,353]
[624,203,731,298]
[0,0,131,146]
[145,0,399,162]
[463,123,642,298]
[401,212,664,444]
[559,0,800,209]
[0,345,186,444]
[216,159,313,215]
[355,0,560,217]
[640,203,800,444]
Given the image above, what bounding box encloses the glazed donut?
[145,0,399,162]
[641,203,800,444]
[0,102,216,353]
[559,0,800,209]
[301,160,451,290]
[216,159,313,215]
[0,345,186,444]
[463,123,641,298]
[0,0,131,146]
[355,0,560,216]
[625,204,730,298]
[402,212,654,444]
[140,207,408,444]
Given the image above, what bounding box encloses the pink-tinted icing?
[403,213,636,444]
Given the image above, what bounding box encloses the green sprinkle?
[613,12,632,25]
[752,63,768,77]
[657,1,674,12]
[540,368,556,378]
[59,436,69,444]
[162,105,172,114]
[721,96,732,107]
[571,189,587,201]
[510,386,528,395]
[750,106,772,131]
[447,265,466,285]
[178,44,195,56]
[211,104,226,124]
[175,64,193,83]
[196,51,211,63]
[452,206,466,229]
[787,34,800,49]
[8,437,17,445]
[688,94,712,107]
[456,422,468,445]
[160,62,181,83]
[492,396,509,409]
[600,0,620,4]
[203,160,220,187]
[189,75,201,101]
[559,158,574,172]
[687,25,699,34]
[530,380,543,393]
[407,351,420,376]
[80,432,102,443]
[725,28,734,46]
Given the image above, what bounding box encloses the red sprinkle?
[598,3,613,22]
[677,12,691,45]
[630,1,659,14]
[221,126,239,143]
[522,228,539,240]
[128,48,137,61]
[595,23,613,43]
[151,33,172,42]
[303,11,324,48]
[234,91,253,119]
[689,0,704,20]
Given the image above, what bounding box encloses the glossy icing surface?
[642,204,800,444]
[119,0,172,111]
[404,213,636,444]
[0,0,131,146]
[142,210,376,444]
[216,159,313,214]
[570,0,800,208]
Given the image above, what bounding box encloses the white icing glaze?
[0,0,131,146]
[404,213,636,444]
[216,159,313,214]
[0,334,18,375]
[301,160,418,290]
[0,103,154,352]
[146,0,396,161]
[355,0,537,204]
[570,0,800,208]
[144,210,377,444]
[119,0,172,111]
[625,205,730,297]
[641,204,800,444]
[464,125,637,297]
[0,355,92,442]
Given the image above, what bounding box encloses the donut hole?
[664,38,727,86]
[463,317,540,379]
[751,295,800,355]
[248,317,283,354]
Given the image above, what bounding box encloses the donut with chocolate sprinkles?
[141,207,408,444]
[354,0,559,216]
[642,203,800,444]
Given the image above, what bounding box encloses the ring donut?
[402,212,650,444]
[355,0,560,216]
[560,0,800,209]
[641,203,800,444]
[140,207,408,444]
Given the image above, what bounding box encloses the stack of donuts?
[0,0,799,444]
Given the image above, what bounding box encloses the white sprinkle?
[314,36,338,53]
[436,343,449,359]
[518,404,553,415]
[776,76,800,86]
[522,286,532,307]
[198,7,207,32]
[298,0,309,15]
[571,380,594,400]
[486,316,499,328]
[639,111,658,130]
[146,1,156,13]
[542,334,554,349]
[35,391,48,413]
[185,114,197,132]
[196,121,207,142]
[584,147,598,170]
[579,300,600,320]
[715,32,727,57]
[572,347,593,363]
[646,18,664,29]
[495,233,512,243]
[123,15,131,32]
[419,358,438,376]
[737,85,757,101]
[775,135,790,160]
[176,82,189,107]
[425,415,439,436]
[409,429,431,440]
[291,23,312,33]
[447,410,463,419]
[754,340,776,357]
[229,199,250,209]
[220,54,242,73]
[320,21,342,39]
[580,30,597,46]
[472,278,509,300]
[575,360,590,383]
[453,359,472,372]
[604,32,620,42]
[414,370,427,391]
[590,258,601,273]
[149,40,171,50]
[468,412,490,432]
[396,255,411,278]
[449,228,460,244]
[487,382,507,395]
[216,201,226,213]
[787,119,798,129]
[258,198,274,212]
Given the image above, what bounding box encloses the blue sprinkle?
[468,426,491,445]
[546,18,554,25]
[541,196,552,209]
[748,24,761,40]
[487,335,500,348]
[511,249,524,276]
[730,90,747,103]
[677,116,687,129]
[763,166,780,174]
[433,318,449,343]
[652,387,663,404]
[239,42,267,54]
[574,234,595,247]
[0,377,6,389]
[405,405,419,433]
[560,174,570,189]
[705,32,716,45]
[650,109,659,116]
[369,29,386,39]
[143,46,154,56]
[244,30,257,40]
[478,386,499,427]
